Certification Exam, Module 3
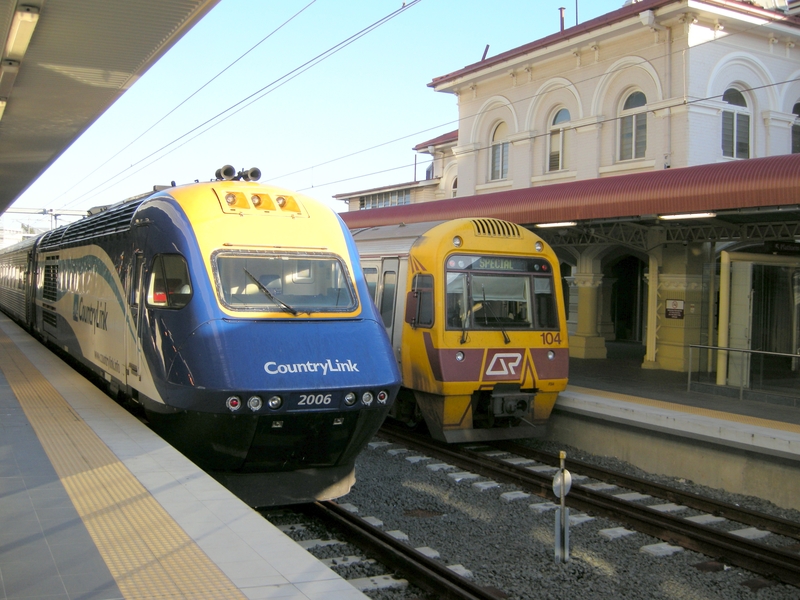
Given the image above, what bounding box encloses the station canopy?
[341,154,800,251]
[0,0,220,214]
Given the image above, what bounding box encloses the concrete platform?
[549,343,800,511]
[0,314,367,600]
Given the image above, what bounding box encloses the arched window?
[451,176,458,198]
[792,102,800,154]
[721,88,749,159]
[619,91,647,160]
[549,108,570,172]
[490,122,509,180]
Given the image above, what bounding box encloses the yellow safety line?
[0,330,247,600]
[566,384,800,434]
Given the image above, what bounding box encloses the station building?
[337,0,800,395]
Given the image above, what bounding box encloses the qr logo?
[485,353,522,376]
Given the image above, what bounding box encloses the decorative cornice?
[658,274,704,291]
[573,274,604,288]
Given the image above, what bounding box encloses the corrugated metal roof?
[351,220,444,256]
[0,0,220,213]
[340,155,800,229]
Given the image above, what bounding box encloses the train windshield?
[445,254,558,330]
[213,250,357,313]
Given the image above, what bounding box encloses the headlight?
[251,194,262,207]
[362,392,373,406]
[535,241,543,252]
[267,395,283,409]
[547,350,555,360]
[453,236,462,247]
[247,396,263,411]
[455,351,465,362]
[226,396,241,411]
[276,196,286,207]
[225,193,236,206]
[344,392,357,406]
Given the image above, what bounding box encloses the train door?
[125,251,144,385]
[362,262,379,303]
[377,258,397,334]
[375,258,404,359]
[25,247,35,327]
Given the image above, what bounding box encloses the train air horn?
[215,164,236,180]
[238,167,261,182]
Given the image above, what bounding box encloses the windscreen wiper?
[243,269,300,316]
[482,286,510,344]
[460,304,473,345]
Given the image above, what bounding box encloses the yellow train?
[351,218,568,442]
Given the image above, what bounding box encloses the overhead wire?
[295,75,800,196]
[61,0,423,207]
[54,0,319,209]
[42,3,800,214]
[272,14,800,193]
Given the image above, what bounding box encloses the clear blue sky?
[6,0,625,230]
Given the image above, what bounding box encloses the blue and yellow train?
[0,166,401,506]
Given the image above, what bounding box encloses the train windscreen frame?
[444,254,558,331]
[213,249,357,314]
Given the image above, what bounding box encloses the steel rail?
[303,501,504,600]
[492,440,800,541]
[379,424,800,587]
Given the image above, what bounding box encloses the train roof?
[351,220,445,257]
[351,218,535,257]
[32,179,346,253]
[0,234,38,256]
[38,195,147,251]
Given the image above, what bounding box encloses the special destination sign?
[446,254,551,273]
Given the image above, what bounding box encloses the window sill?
[531,170,577,184]
[476,179,514,192]
[598,159,655,175]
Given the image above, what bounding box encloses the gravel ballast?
[332,437,800,600]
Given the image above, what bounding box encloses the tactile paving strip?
[0,329,246,600]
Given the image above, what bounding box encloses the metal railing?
[688,344,800,401]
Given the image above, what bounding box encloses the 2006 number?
[298,394,333,406]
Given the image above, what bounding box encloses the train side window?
[363,267,378,301]
[147,254,192,309]
[379,271,396,327]
[405,274,433,328]
[533,276,557,329]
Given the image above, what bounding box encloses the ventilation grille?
[42,309,58,328]
[471,218,521,238]
[38,199,146,251]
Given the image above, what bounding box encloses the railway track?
[379,423,800,588]
[301,501,505,600]
[262,500,505,599]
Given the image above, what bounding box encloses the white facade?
[405,0,800,202]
